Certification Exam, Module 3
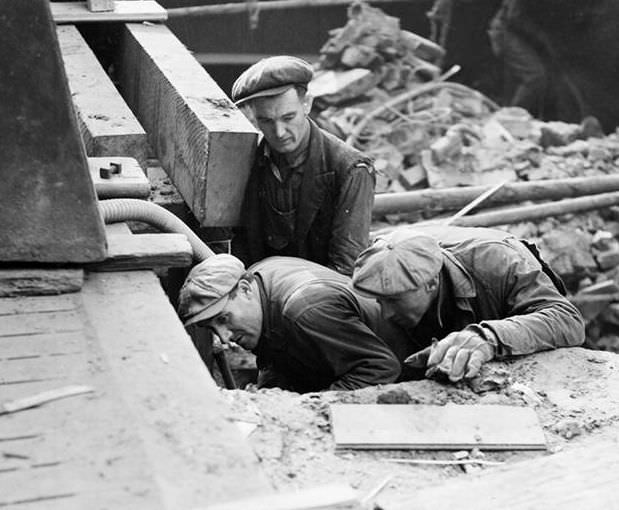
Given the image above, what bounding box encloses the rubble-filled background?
[307,2,619,354]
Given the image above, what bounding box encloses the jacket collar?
[435,250,476,326]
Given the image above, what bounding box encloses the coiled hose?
[98,199,214,262]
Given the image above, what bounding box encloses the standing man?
[488,0,550,117]
[231,56,375,277]
[351,226,585,382]
[178,254,414,393]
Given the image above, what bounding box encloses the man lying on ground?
[351,225,585,382]
[178,254,411,392]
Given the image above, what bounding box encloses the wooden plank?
[0,295,164,510]
[389,436,619,510]
[52,1,167,24]
[0,269,84,298]
[58,26,148,166]
[0,332,84,357]
[80,271,271,506]
[330,404,547,450]
[0,353,85,386]
[0,294,78,316]
[118,23,258,227]
[1,310,83,338]
[90,233,192,271]
[90,157,150,199]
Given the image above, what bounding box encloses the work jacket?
[242,120,375,277]
[409,226,585,356]
[250,256,413,393]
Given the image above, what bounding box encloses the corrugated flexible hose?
[99,199,236,389]
[98,199,215,262]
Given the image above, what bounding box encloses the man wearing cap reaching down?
[351,225,585,383]
[231,56,375,277]
[178,254,422,393]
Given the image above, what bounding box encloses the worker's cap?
[231,56,314,106]
[178,254,245,326]
[352,229,444,297]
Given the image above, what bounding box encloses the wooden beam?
[80,271,271,506]
[0,269,84,297]
[89,157,151,199]
[58,26,148,166]
[52,1,167,24]
[117,23,258,227]
[91,233,193,271]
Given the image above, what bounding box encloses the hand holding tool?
[425,330,495,382]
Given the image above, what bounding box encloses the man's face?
[203,280,263,351]
[377,283,437,330]
[251,87,311,154]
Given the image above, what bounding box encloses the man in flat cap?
[178,254,419,392]
[352,225,585,382]
[231,56,375,277]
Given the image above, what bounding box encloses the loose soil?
[220,347,619,508]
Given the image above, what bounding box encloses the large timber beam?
[58,25,148,166]
[0,0,106,263]
[118,23,258,227]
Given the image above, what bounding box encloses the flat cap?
[352,228,444,297]
[178,254,245,326]
[231,55,314,106]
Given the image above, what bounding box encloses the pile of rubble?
[309,1,497,193]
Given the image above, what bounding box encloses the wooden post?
[57,25,148,166]
[117,23,258,227]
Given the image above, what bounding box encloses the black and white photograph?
[1,0,618,508]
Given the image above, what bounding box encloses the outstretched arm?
[407,239,585,381]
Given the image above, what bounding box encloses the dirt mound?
[221,347,619,506]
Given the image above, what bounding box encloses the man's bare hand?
[406,330,495,382]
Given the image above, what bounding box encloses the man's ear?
[237,278,252,295]
[303,93,314,115]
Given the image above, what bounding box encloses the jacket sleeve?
[328,162,375,277]
[287,297,401,391]
[467,240,585,357]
